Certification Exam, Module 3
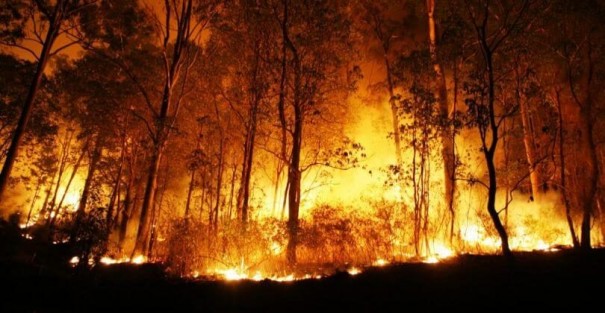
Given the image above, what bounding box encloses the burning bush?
[69,207,110,267]
[161,217,288,277]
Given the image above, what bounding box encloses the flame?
[57,185,81,211]
[97,255,147,265]
[432,242,454,259]
[424,256,439,264]
[69,256,80,266]
[208,264,317,282]
[373,259,388,267]
[11,68,597,285]
[221,268,247,281]
[212,268,302,282]
[131,255,146,264]
[347,267,362,275]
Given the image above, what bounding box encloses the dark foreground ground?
[2,248,605,312]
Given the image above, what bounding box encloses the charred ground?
[2,219,604,313]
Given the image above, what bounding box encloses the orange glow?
[373,259,388,267]
[347,267,362,275]
[9,50,599,285]
[211,267,305,282]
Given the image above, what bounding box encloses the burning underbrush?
[3,192,589,283]
[89,199,575,282]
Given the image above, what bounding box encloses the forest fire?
[1,1,605,311]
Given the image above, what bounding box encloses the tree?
[276,0,354,264]
[79,0,218,256]
[395,50,440,256]
[548,0,604,250]
[0,0,96,202]
[215,0,273,225]
[131,0,218,256]
[461,0,539,258]
[424,0,457,244]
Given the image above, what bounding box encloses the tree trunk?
[384,58,403,168]
[517,67,541,199]
[282,2,304,263]
[213,138,225,231]
[0,11,62,202]
[118,171,135,252]
[564,40,598,251]
[133,145,162,256]
[54,141,87,220]
[107,134,127,227]
[286,65,303,265]
[133,0,195,257]
[272,163,284,216]
[555,89,579,248]
[228,164,236,219]
[25,178,43,227]
[47,131,75,228]
[237,100,258,225]
[71,142,102,244]
[483,46,512,258]
[486,149,511,258]
[579,105,598,250]
[148,162,170,259]
[426,0,456,242]
[286,131,301,265]
[184,169,195,218]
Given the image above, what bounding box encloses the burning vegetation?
[0,0,605,283]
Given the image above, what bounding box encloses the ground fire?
[1,1,605,308]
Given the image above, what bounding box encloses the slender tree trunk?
[133,0,195,257]
[47,131,75,228]
[555,89,579,248]
[272,163,284,216]
[25,178,43,227]
[213,138,225,231]
[279,0,304,266]
[579,105,598,250]
[228,164,236,219]
[71,142,102,244]
[54,141,87,218]
[133,146,162,256]
[148,162,170,259]
[277,0,290,223]
[281,180,289,220]
[118,172,135,252]
[412,120,420,256]
[516,66,541,199]
[483,46,512,258]
[384,58,403,168]
[502,118,509,226]
[565,42,598,251]
[286,50,302,267]
[185,169,195,218]
[286,132,301,265]
[200,180,207,222]
[0,9,63,201]
[41,185,53,222]
[486,149,511,258]
[286,70,303,265]
[237,100,259,224]
[237,37,263,225]
[426,0,456,242]
[107,135,127,227]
